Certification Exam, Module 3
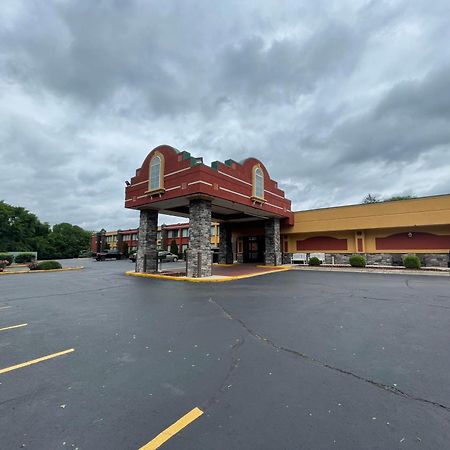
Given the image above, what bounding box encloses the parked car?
[95,250,122,261]
[128,251,179,263]
[158,251,178,262]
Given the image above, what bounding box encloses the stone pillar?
[160,226,168,251]
[117,230,123,253]
[265,218,282,266]
[136,210,158,273]
[187,199,212,277]
[218,224,233,264]
[96,229,106,253]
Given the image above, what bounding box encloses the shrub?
[403,254,421,269]
[349,255,366,267]
[170,239,179,256]
[308,256,321,266]
[29,260,62,270]
[0,260,7,271]
[0,253,13,265]
[15,253,36,264]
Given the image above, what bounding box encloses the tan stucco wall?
[283,194,450,234]
[281,195,450,254]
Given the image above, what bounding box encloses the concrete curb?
[0,267,84,276]
[290,266,450,277]
[125,267,290,282]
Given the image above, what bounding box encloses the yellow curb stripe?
[0,267,84,275]
[0,348,75,375]
[0,323,27,332]
[139,407,203,449]
[126,267,290,283]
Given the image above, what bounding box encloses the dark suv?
[95,250,122,261]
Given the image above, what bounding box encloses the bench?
[291,253,307,264]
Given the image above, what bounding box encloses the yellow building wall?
[281,195,450,254]
[284,195,450,234]
[283,225,450,254]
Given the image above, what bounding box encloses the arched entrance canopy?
[125,145,293,224]
[125,145,293,277]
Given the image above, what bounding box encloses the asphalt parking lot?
[1,259,450,449]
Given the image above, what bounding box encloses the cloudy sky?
[1,0,450,231]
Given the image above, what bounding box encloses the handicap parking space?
[1,260,450,448]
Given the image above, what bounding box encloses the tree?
[121,241,129,256]
[384,194,416,202]
[362,193,381,204]
[170,239,179,256]
[0,201,50,251]
[48,223,91,259]
[0,201,91,259]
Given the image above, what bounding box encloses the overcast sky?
[1,1,450,231]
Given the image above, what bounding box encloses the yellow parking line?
[139,407,204,449]
[0,348,75,375]
[0,323,28,332]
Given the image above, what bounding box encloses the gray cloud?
[0,0,449,229]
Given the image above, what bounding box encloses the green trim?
[190,157,203,167]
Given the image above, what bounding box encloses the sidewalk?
[290,264,450,276]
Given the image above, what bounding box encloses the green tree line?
[0,201,91,259]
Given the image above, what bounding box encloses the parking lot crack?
[208,298,450,414]
[203,336,244,410]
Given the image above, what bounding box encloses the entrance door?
[243,236,265,263]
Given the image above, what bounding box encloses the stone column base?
[186,250,213,277]
[136,210,158,273]
[187,199,212,277]
[218,224,233,264]
[264,218,282,266]
[265,252,283,266]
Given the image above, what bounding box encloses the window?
[182,228,189,237]
[211,225,216,236]
[252,165,264,200]
[254,167,263,198]
[149,153,164,191]
[168,229,179,238]
[182,244,188,252]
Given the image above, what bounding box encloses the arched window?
[149,153,164,191]
[253,166,264,199]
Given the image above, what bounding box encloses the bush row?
[306,254,422,269]
[28,261,62,271]
[0,252,36,265]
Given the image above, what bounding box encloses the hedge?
[29,261,62,270]
[0,253,14,265]
[349,255,366,267]
[15,253,36,263]
[308,256,322,266]
[403,254,421,269]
